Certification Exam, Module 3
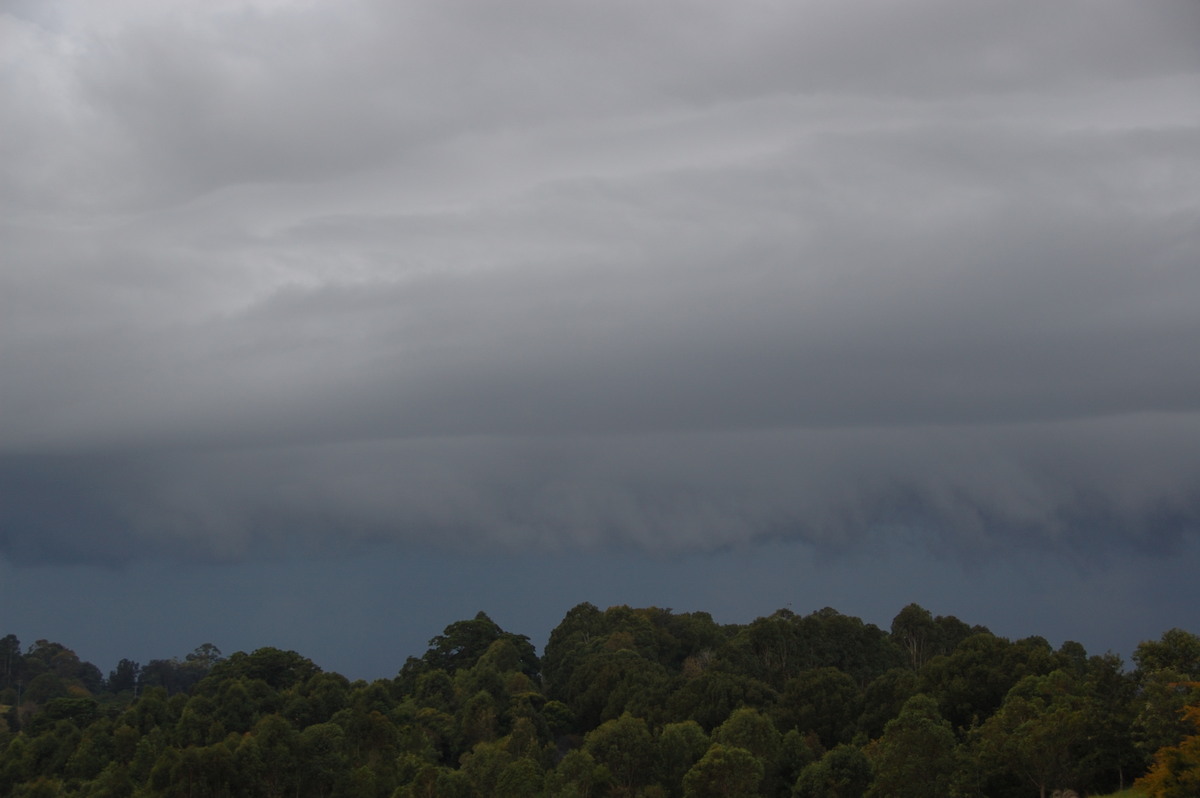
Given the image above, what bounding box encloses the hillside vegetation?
[2,604,1198,797]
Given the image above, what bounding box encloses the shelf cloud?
[3,0,1199,572]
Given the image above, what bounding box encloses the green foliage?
[584,712,656,795]
[657,720,710,795]
[1136,696,1200,797]
[1135,671,1200,762]
[683,744,764,798]
[865,694,959,798]
[1135,630,1200,679]
[207,647,316,692]
[0,609,1191,798]
[971,670,1107,797]
[667,669,777,731]
[777,668,860,749]
[401,612,539,690]
[793,744,872,798]
[541,747,605,797]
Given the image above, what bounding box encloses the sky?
[2,0,1199,681]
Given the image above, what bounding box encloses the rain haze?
[2,0,1199,679]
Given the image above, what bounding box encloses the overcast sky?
[2,0,1199,679]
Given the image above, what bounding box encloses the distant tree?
[562,648,674,730]
[857,668,920,739]
[683,744,764,798]
[495,756,544,798]
[459,740,512,797]
[298,722,349,798]
[107,659,141,695]
[0,634,22,690]
[1135,630,1200,679]
[711,707,786,795]
[865,694,959,798]
[425,612,538,677]
[544,747,609,798]
[721,611,804,689]
[1134,669,1200,763]
[542,602,608,697]
[667,669,777,731]
[793,744,872,798]
[919,633,1054,730]
[1137,696,1200,798]
[971,671,1098,798]
[777,668,860,749]
[185,643,224,671]
[890,604,934,671]
[207,647,318,692]
[657,720,710,795]
[584,712,655,797]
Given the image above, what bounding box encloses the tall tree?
[584,712,656,797]
[1136,696,1200,798]
[865,694,959,798]
[971,671,1097,798]
[683,744,764,798]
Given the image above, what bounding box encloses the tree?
[713,707,785,795]
[184,643,224,672]
[919,632,1053,730]
[658,721,710,796]
[1135,630,1200,679]
[971,672,1094,798]
[890,605,936,672]
[495,757,544,798]
[667,670,777,731]
[721,611,804,689]
[1137,698,1200,798]
[683,744,764,798]
[584,712,655,797]
[777,668,860,749]
[865,694,959,798]
[542,603,608,699]
[1135,669,1200,762]
[419,612,538,678]
[107,659,141,696]
[793,745,872,798]
[857,668,919,740]
[713,707,781,762]
[207,647,318,692]
[459,740,512,797]
[1,635,22,691]
[544,747,609,798]
[298,722,349,798]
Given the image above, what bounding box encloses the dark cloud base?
[3,411,1198,567]
[3,534,1198,681]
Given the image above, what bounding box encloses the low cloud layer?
[2,0,1199,565]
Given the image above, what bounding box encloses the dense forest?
[1,603,1198,797]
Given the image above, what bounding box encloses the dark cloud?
[2,0,1199,574]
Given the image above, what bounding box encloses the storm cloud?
[3,0,1200,571]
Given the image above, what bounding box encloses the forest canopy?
[2,604,1198,798]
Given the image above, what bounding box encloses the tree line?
[1,603,1198,797]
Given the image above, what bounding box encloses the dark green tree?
[793,744,872,798]
[683,744,765,798]
[865,694,959,798]
[584,712,655,797]
[657,720,710,796]
[777,668,860,749]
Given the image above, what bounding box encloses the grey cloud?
[2,414,1197,566]
[2,0,1199,567]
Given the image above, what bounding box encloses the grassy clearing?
[1095,789,1146,798]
